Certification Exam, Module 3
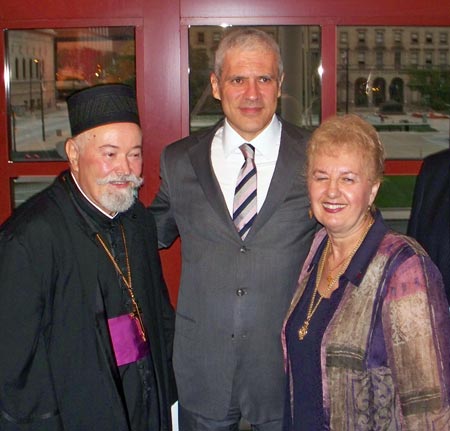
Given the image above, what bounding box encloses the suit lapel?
[247,123,306,239]
[188,124,238,230]
[187,120,307,240]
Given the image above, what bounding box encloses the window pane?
[12,176,54,208]
[5,27,136,162]
[338,26,450,231]
[189,25,322,132]
[337,26,450,161]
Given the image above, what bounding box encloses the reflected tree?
[408,69,450,111]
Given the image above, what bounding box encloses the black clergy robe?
[0,170,176,430]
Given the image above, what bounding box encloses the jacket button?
[240,246,247,253]
[236,288,247,296]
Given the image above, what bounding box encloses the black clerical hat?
[67,84,140,136]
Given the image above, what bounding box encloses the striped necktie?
[233,143,257,239]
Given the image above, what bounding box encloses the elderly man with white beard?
[0,84,176,431]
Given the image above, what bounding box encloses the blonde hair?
[307,114,385,182]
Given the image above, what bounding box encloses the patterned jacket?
[282,213,450,430]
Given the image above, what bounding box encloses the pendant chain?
[96,225,147,341]
[298,217,374,341]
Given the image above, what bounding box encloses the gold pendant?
[298,320,309,341]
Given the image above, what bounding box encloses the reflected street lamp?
[343,48,349,114]
[29,66,32,112]
[34,58,46,141]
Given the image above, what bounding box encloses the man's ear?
[210,72,221,101]
[65,138,80,173]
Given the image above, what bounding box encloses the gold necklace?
[298,216,374,341]
[96,225,147,342]
[297,239,329,340]
[325,217,374,291]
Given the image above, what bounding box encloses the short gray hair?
[214,27,283,80]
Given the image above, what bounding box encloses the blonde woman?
[282,114,450,430]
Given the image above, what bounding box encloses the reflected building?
[7,27,124,115]
[5,27,135,160]
[7,29,56,114]
[338,26,450,113]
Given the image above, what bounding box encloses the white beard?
[99,187,137,213]
[96,174,143,213]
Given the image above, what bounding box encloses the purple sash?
[107,314,149,366]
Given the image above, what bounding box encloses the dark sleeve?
[407,152,450,303]
[159,276,178,405]
[406,162,426,238]
[145,211,177,405]
[149,147,180,250]
[0,227,62,430]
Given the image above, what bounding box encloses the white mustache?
[96,174,144,188]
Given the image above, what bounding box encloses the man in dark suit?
[150,28,317,430]
[408,148,450,303]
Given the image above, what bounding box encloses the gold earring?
[308,207,313,219]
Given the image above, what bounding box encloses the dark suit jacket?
[407,149,450,302]
[150,118,317,423]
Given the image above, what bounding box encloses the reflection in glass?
[5,27,136,161]
[188,25,322,133]
[337,26,450,161]
[338,26,450,228]
[12,176,55,208]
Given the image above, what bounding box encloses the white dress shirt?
[211,115,282,216]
